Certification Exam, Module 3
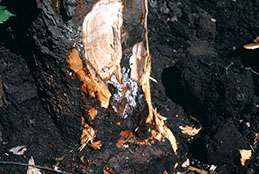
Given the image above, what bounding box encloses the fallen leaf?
[27,157,42,174]
[179,126,201,136]
[239,149,252,166]
[9,145,27,155]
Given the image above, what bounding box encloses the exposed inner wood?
[66,48,111,108]
[129,42,146,83]
[82,0,123,83]
[68,0,178,155]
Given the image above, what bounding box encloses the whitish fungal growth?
[82,0,123,83]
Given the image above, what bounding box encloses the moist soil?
[0,0,259,174]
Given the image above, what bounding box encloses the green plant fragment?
[0,5,15,24]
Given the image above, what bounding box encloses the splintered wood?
[82,0,123,83]
[115,0,178,155]
[88,108,98,120]
[79,123,96,151]
[179,125,201,136]
[243,37,259,50]
[67,48,111,108]
[67,0,178,155]
[239,149,252,166]
[129,42,146,83]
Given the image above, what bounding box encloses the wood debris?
[153,109,178,155]
[89,140,102,150]
[67,48,111,108]
[239,149,252,166]
[88,108,98,120]
[188,166,208,174]
[150,129,162,142]
[243,37,259,50]
[9,145,27,155]
[163,170,168,174]
[179,125,201,136]
[27,157,42,174]
[79,123,96,151]
[181,158,190,168]
[116,130,135,148]
[129,42,146,83]
[103,167,115,174]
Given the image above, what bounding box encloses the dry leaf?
[239,149,252,166]
[27,157,42,174]
[179,126,201,136]
[9,145,27,155]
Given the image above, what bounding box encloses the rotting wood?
[82,0,123,83]
[66,0,178,155]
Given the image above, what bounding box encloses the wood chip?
[243,42,259,50]
[89,140,102,150]
[239,149,252,166]
[243,37,259,50]
[179,125,201,136]
[27,157,42,174]
[88,108,98,120]
[116,130,134,148]
[163,170,168,174]
[79,123,96,151]
[9,145,27,155]
[188,166,208,174]
[103,167,115,174]
[182,158,190,168]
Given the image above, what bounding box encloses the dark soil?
[0,0,259,174]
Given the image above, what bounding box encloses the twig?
[245,67,259,76]
[0,160,72,174]
[225,62,234,71]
